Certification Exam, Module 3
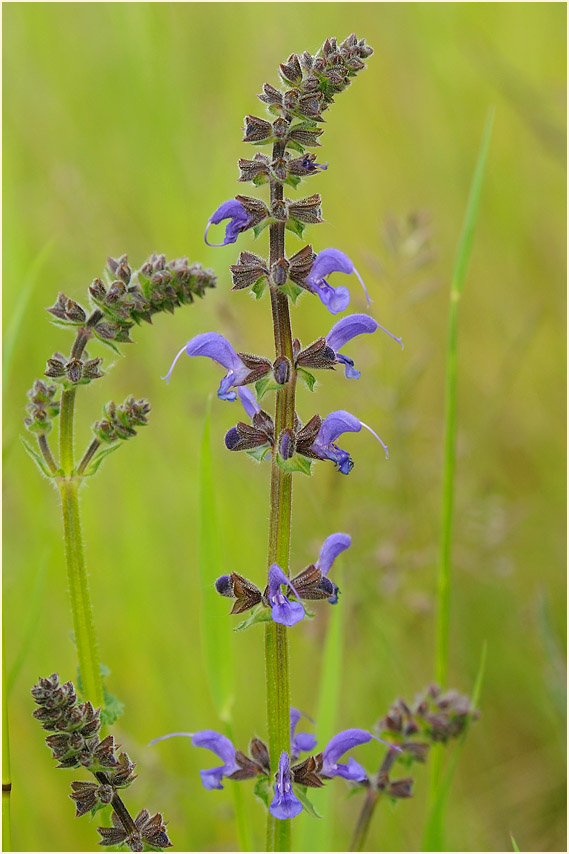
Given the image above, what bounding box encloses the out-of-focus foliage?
[3,3,565,851]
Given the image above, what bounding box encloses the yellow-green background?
[3,3,566,851]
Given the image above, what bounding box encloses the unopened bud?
[273,355,290,386]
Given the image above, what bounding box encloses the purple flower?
[326,314,403,378]
[204,200,251,247]
[163,332,254,401]
[237,386,260,418]
[321,729,372,782]
[315,532,351,604]
[268,564,304,627]
[269,752,303,820]
[149,729,239,791]
[309,410,389,474]
[301,155,328,173]
[290,709,317,760]
[307,248,370,315]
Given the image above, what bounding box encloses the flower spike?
[204,200,251,247]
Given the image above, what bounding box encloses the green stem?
[350,788,378,852]
[265,141,295,853]
[350,748,399,851]
[2,632,12,852]
[58,478,104,708]
[38,433,58,474]
[58,382,104,708]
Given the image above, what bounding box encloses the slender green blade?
[510,833,521,852]
[435,107,495,688]
[199,400,251,850]
[3,241,54,390]
[199,397,234,720]
[429,108,494,849]
[297,568,344,851]
[424,642,488,851]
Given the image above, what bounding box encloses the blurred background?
[3,3,566,852]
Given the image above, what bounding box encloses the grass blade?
[428,108,494,849]
[199,399,251,850]
[3,241,54,390]
[510,833,521,851]
[435,107,495,689]
[297,567,345,851]
[424,641,488,851]
[7,552,50,693]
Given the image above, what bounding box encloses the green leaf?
[233,606,272,632]
[251,278,267,300]
[252,173,270,187]
[253,776,271,810]
[510,834,521,852]
[278,280,304,304]
[276,453,312,476]
[246,445,271,463]
[285,218,305,239]
[253,219,271,239]
[20,438,55,478]
[101,685,124,727]
[81,443,121,477]
[284,175,301,190]
[92,333,122,355]
[294,785,322,819]
[286,139,305,154]
[255,376,280,401]
[297,367,317,392]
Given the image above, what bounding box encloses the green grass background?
[3,3,566,851]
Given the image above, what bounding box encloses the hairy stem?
[57,328,104,707]
[77,438,101,475]
[59,477,104,708]
[350,788,378,852]
[265,140,295,853]
[350,749,400,852]
[38,433,58,474]
[94,772,137,834]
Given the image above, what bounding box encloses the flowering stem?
[94,772,138,836]
[77,437,101,475]
[58,352,104,708]
[38,433,58,474]
[58,477,104,709]
[264,141,295,853]
[349,748,400,852]
[350,788,378,852]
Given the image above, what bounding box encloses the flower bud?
[273,355,290,386]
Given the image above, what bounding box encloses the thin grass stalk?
[2,634,12,852]
[429,109,494,828]
[199,404,251,851]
